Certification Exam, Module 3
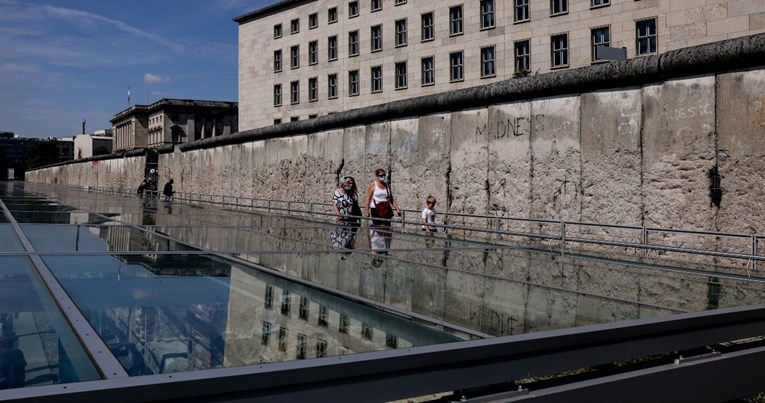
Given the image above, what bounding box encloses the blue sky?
[0,0,279,138]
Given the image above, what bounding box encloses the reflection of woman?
[364,168,400,226]
[367,227,392,267]
[332,176,360,222]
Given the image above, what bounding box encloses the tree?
[26,140,60,169]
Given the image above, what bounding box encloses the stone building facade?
[236,0,765,131]
[112,99,238,152]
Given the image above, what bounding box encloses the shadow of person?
[0,336,26,389]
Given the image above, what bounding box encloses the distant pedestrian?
[136,177,149,197]
[162,179,175,201]
[421,195,437,234]
[364,168,400,226]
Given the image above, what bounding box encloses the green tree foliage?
[26,140,60,169]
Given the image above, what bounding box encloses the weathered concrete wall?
[27,155,146,193]
[26,35,765,239]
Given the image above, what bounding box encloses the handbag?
[374,200,392,218]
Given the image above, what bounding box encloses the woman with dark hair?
[332,176,361,222]
[364,168,400,226]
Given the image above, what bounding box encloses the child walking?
[421,195,437,234]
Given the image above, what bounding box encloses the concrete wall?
[27,35,765,239]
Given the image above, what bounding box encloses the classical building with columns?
[111,99,238,152]
[235,0,765,131]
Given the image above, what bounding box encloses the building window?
[515,0,529,22]
[349,70,359,95]
[371,24,382,52]
[290,45,299,69]
[395,61,407,89]
[299,296,309,320]
[309,77,318,102]
[349,30,359,56]
[551,0,567,15]
[274,24,282,38]
[309,12,318,29]
[308,41,318,65]
[290,116,299,122]
[551,33,569,68]
[273,50,282,72]
[362,323,373,340]
[449,5,463,36]
[371,65,383,93]
[637,18,657,55]
[273,84,282,106]
[395,0,406,4]
[349,1,359,17]
[592,26,610,62]
[339,314,349,333]
[278,325,288,352]
[515,40,530,73]
[290,81,300,104]
[592,0,610,7]
[290,18,299,34]
[421,56,434,86]
[316,340,328,358]
[308,113,317,119]
[261,321,271,345]
[480,0,495,29]
[421,12,434,41]
[328,7,338,23]
[281,290,292,314]
[371,0,382,12]
[297,333,307,359]
[265,285,274,308]
[328,73,338,99]
[385,333,398,348]
[274,118,282,125]
[395,19,407,47]
[481,45,496,77]
[318,305,329,327]
[327,36,338,61]
[450,51,463,82]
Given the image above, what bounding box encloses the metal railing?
[40,183,765,270]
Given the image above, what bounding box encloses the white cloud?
[144,73,167,84]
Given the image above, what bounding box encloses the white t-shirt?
[421,207,436,231]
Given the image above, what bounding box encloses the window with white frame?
[296,333,306,359]
[349,30,359,56]
[371,24,382,52]
[308,41,318,65]
[261,321,271,345]
[395,0,406,4]
[349,70,359,95]
[371,65,383,93]
[481,45,496,77]
[290,81,299,104]
[328,73,338,98]
[349,1,359,17]
[591,26,610,62]
[592,0,609,7]
[290,45,299,68]
[636,18,657,55]
[278,325,288,351]
[514,40,530,72]
[371,0,382,12]
[421,12,434,41]
[395,19,407,47]
[308,77,318,101]
[290,18,299,34]
[449,5,463,35]
[273,84,282,106]
[515,0,529,22]
[395,61,407,89]
[273,50,282,72]
[450,51,463,82]
[274,24,282,38]
[551,33,569,68]
[551,0,567,15]
[328,35,338,61]
[421,56,434,85]
[480,0,495,29]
